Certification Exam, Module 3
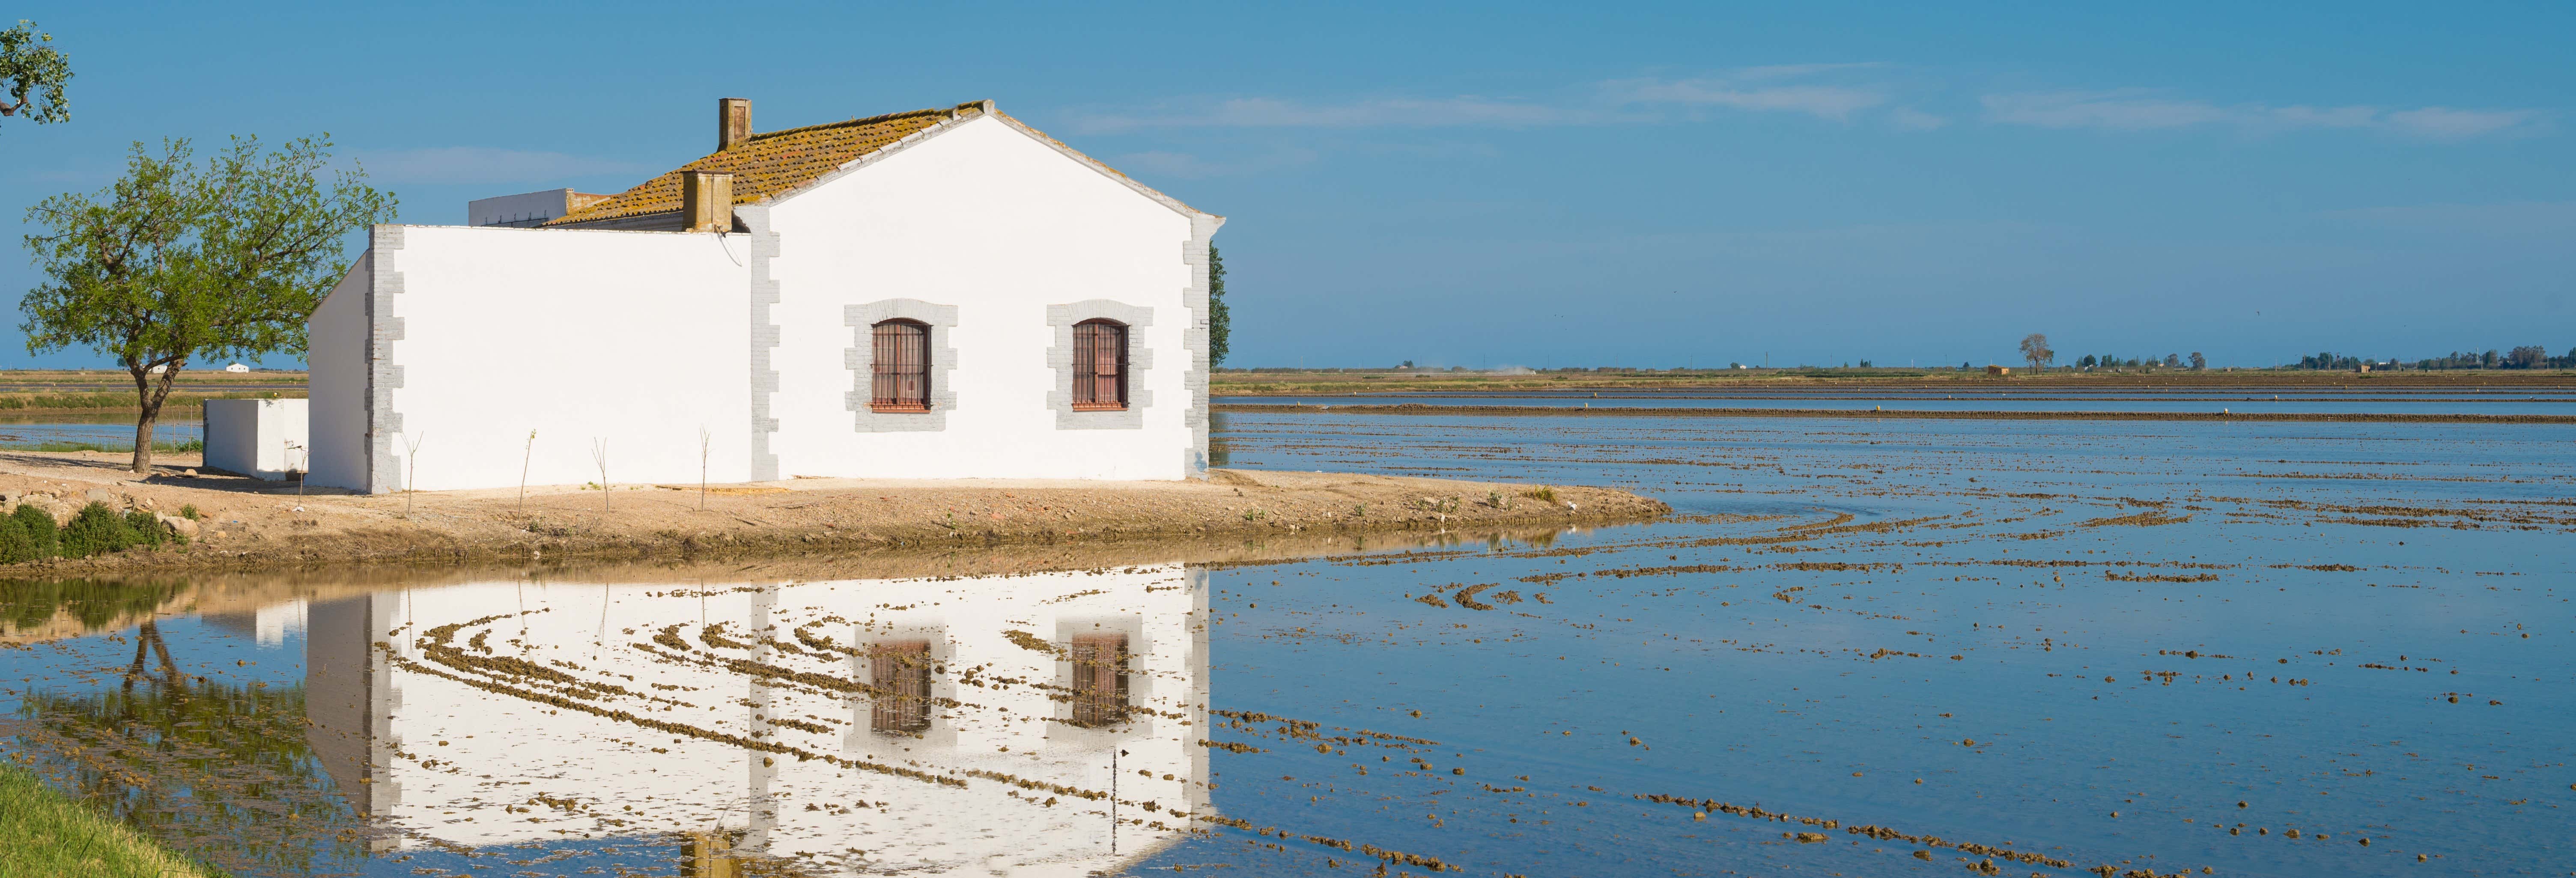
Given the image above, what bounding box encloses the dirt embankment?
[0,451,1665,574]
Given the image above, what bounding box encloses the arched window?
[871,319,931,412]
[1072,319,1128,411]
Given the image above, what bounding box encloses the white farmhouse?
[308,99,1222,493]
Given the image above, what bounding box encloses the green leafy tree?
[21,135,395,473]
[2018,333,2054,370]
[1208,244,1230,367]
[0,20,71,127]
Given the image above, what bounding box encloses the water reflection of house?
[197,598,308,647]
[305,565,1210,875]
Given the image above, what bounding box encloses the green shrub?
[10,505,57,560]
[60,503,134,558]
[179,504,200,520]
[0,515,29,564]
[124,510,167,548]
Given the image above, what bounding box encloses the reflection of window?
[1071,320,1128,411]
[871,319,931,412]
[869,641,932,734]
[1069,634,1130,727]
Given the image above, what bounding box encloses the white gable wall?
[766,115,1199,480]
[307,258,372,490]
[317,225,753,492]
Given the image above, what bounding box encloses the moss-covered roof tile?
[545,101,984,227]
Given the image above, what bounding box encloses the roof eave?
[747,103,1222,227]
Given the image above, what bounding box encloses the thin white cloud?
[1981,90,2236,130]
[1982,90,2543,139]
[1731,62,1887,81]
[344,147,657,185]
[1887,107,1949,131]
[1076,96,1586,134]
[1071,72,2545,144]
[2380,107,2541,140]
[1111,146,1319,179]
[1075,65,1892,132]
[1604,77,1885,120]
[2324,200,2576,236]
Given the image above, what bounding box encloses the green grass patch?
[0,390,304,413]
[3,439,203,454]
[0,760,224,878]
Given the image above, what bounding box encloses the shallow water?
[0,414,203,450]
[4,412,2572,877]
[1226,393,2576,415]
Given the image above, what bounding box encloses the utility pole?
[1111,747,1127,854]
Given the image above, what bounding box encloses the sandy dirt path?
[0,450,1665,573]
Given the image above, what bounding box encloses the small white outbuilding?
[306,98,1222,494]
[202,398,309,480]
[224,363,250,373]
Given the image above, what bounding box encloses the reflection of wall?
[306,565,1210,876]
[304,592,400,848]
[203,599,307,647]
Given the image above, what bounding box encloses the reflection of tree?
[10,622,370,876]
[0,577,187,633]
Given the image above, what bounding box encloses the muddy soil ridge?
[0,450,1665,573]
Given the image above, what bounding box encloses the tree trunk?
[128,360,185,474]
[131,406,158,474]
[130,366,157,474]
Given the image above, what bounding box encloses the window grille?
[1068,633,1130,727]
[871,320,931,412]
[869,640,933,734]
[1071,319,1128,411]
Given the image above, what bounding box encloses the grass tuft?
[0,761,224,878]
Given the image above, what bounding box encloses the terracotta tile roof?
[545,101,986,227]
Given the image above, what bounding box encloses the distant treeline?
[2077,353,2205,370]
[2297,346,2574,371]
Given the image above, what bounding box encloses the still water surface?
[4,412,2571,876]
[1227,393,2576,415]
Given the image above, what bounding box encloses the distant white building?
[307,99,1222,493]
[224,363,250,373]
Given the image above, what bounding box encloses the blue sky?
[6,1,2569,369]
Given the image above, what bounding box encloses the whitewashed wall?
[767,115,1199,480]
[201,399,309,479]
[306,565,1209,872]
[306,259,371,490]
[343,225,751,492]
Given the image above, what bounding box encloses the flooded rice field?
[1225,392,2576,416]
[0,414,202,450]
[4,411,2572,876]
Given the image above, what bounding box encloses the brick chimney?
[681,170,733,232]
[718,98,751,151]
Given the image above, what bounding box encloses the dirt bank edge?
[0,460,1667,575]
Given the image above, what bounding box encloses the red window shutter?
[871,321,930,412]
[1069,633,1129,726]
[1073,321,1128,411]
[869,640,933,733]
